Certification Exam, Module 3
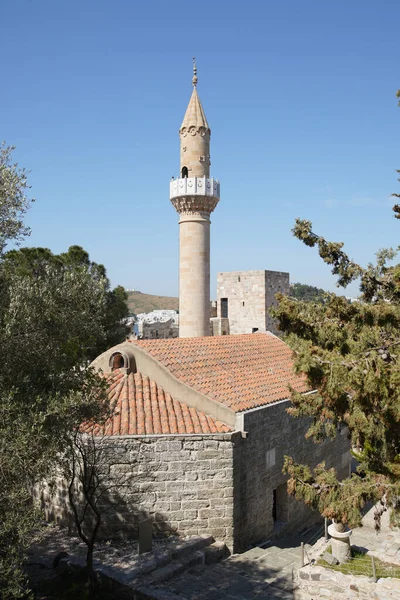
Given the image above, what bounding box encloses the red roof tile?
[130,333,309,412]
[84,370,232,437]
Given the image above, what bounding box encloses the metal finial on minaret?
[192,57,198,87]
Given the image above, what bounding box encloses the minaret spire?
[192,57,198,87]
[169,62,220,338]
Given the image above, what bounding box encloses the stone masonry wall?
[236,401,350,551]
[217,271,267,334]
[265,270,290,335]
[216,270,289,336]
[139,319,178,339]
[38,433,238,552]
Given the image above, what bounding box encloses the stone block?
[208,517,232,528]
[323,551,339,565]
[299,570,310,580]
[197,450,221,460]
[165,481,185,491]
[181,500,210,510]
[197,489,224,500]
[184,510,198,519]
[167,462,185,472]
[204,440,219,449]
[185,480,209,490]
[139,482,166,492]
[139,518,153,555]
[166,510,184,521]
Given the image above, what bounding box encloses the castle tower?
[170,61,220,338]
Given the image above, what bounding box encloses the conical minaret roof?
[180,60,210,131]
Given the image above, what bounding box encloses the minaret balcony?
[170,176,220,201]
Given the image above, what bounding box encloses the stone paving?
[152,523,400,600]
[351,526,400,565]
[153,528,321,599]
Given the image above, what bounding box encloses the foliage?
[2,245,130,359]
[273,186,400,528]
[392,169,400,220]
[0,142,34,254]
[0,261,112,596]
[0,147,122,596]
[290,282,328,303]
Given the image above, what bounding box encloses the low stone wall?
[295,564,400,599]
[37,433,238,552]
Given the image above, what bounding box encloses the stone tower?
[170,61,220,338]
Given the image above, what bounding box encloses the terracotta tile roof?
[84,370,232,437]
[130,333,309,412]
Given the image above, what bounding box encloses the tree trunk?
[86,543,98,595]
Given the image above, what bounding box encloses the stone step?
[168,534,214,561]
[137,550,205,587]
[204,541,227,564]
[134,586,186,600]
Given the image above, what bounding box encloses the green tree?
[0,263,113,597]
[0,142,34,253]
[0,146,113,597]
[2,245,129,359]
[273,198,400,529]
[290,282,328,303]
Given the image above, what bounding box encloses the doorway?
[273,483,289,523]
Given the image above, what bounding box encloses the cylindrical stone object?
[328,523,352,563]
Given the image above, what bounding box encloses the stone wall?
[235,401,351,551]
[217,271,266,334]
[216,270,289,336]
[138,319,178,339]
[210,317,229,336]
[38,433,238,552]
[36,404,350,555]
[265,270,290,335]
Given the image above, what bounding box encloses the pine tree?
[273,194,400,529]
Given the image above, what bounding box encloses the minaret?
[170,60,220,338]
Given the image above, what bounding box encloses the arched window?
[111,353,125,370]
[181,166,188,178]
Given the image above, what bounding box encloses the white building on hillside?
[135,310,179,339]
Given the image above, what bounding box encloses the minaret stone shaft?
[170,61,220,338]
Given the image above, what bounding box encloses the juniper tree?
[273,196,400,530]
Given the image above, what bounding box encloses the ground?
[26,521,400,599]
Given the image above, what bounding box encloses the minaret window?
[181,166,188,178]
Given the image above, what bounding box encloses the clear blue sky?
[1,0,399,298]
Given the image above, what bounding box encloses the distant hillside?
[127,291,179,315]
